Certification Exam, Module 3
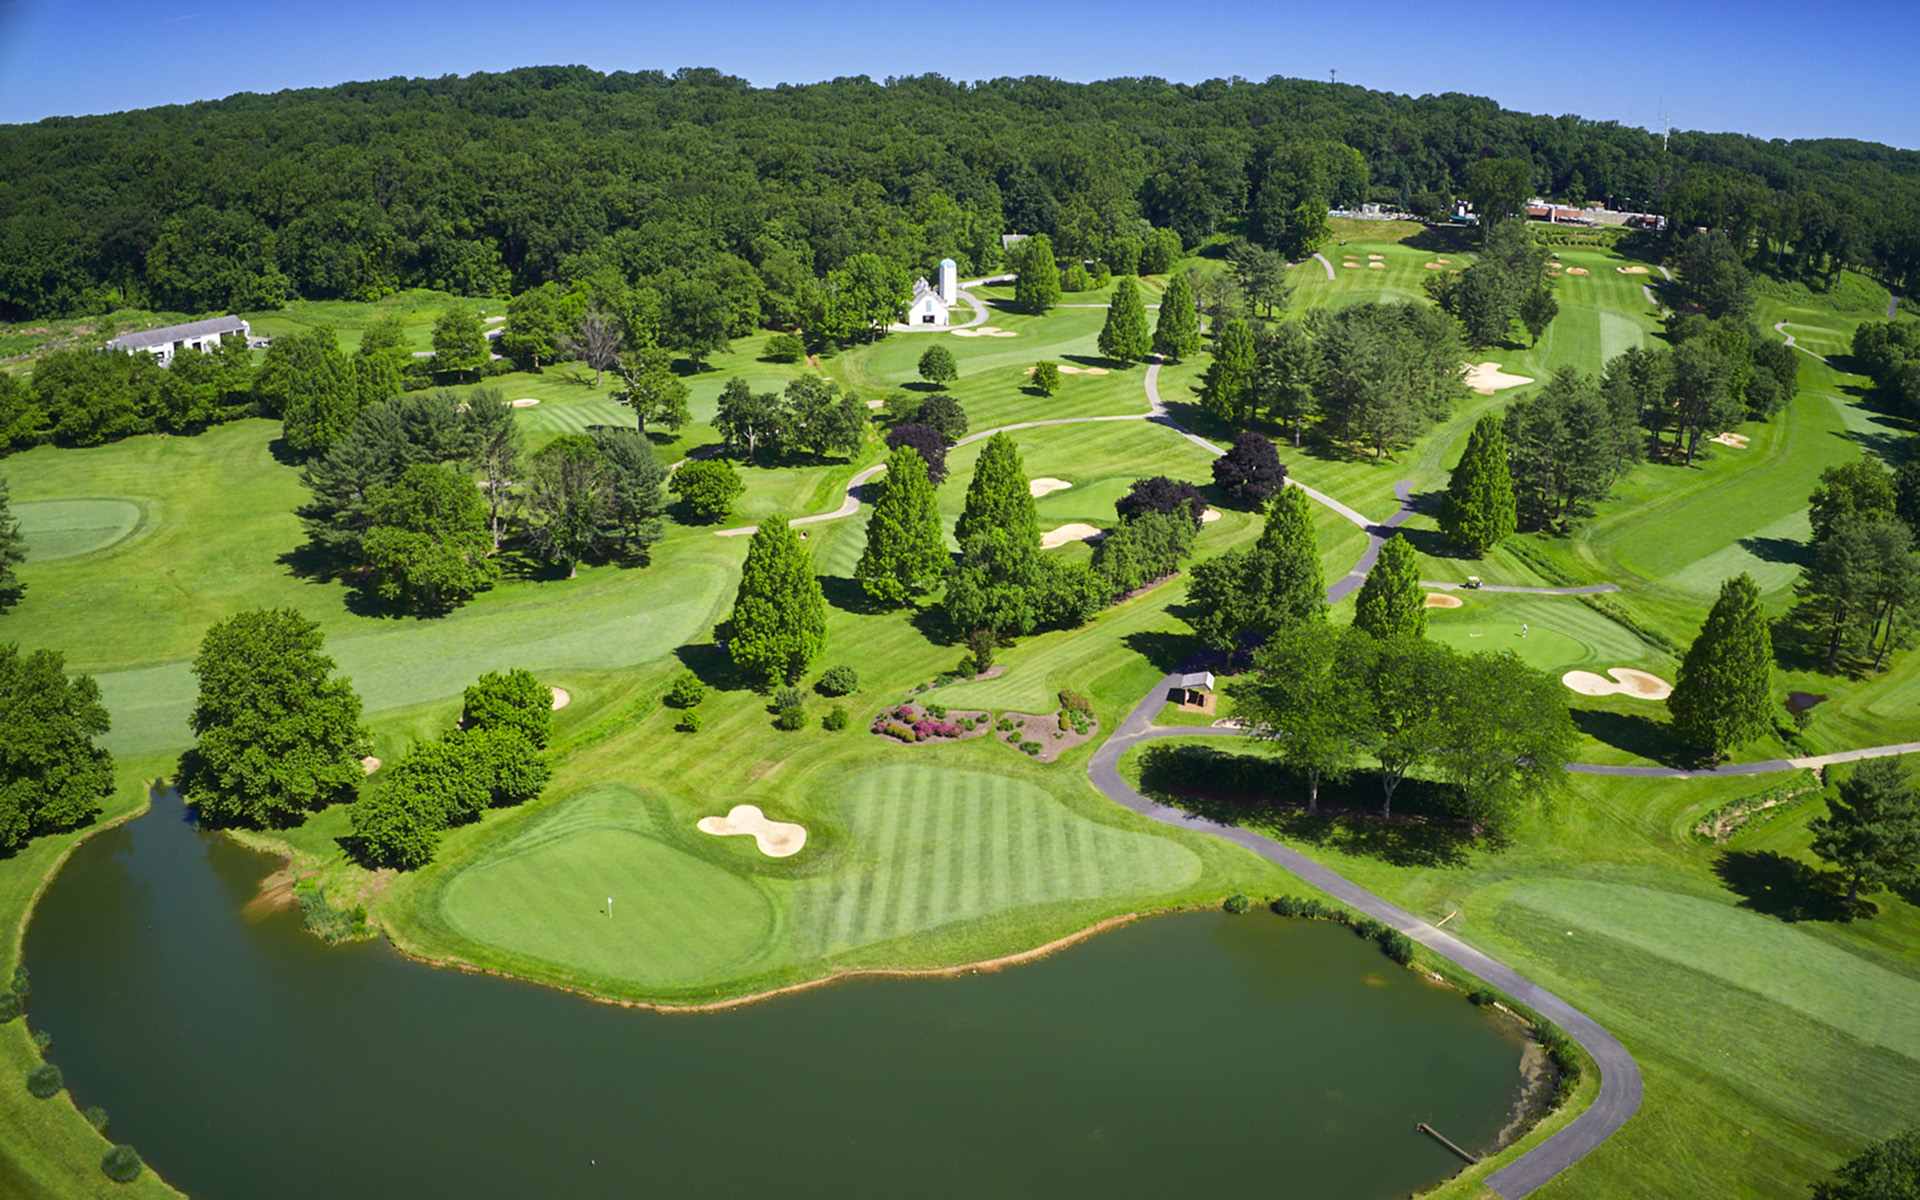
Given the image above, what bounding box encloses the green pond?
[24,791,1534,1199]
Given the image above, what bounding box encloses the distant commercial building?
[105,316,252,366]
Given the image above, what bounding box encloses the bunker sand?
[696,804,807,858]
[1425,592,1463,608]
[1029,477,1073,497]
[1040,523,1104,549]
[1562,668,1672,700]
[1463,362,1535,394]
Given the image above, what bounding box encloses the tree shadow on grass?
[1713,849,1861,922]
[1738,535,1809,567]
[819,574,883,615]
[1136,743,1476,867]
[672,642,753,694]
[1394,524,1476,563]
[1571,708,1695,768]
[1122,629,1196,675]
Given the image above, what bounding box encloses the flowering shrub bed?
[869,702,991,746]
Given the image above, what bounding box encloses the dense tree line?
[0,644,113,852]
[6,66,1917,326]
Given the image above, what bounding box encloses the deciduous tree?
[670,457,744,521]
[0,645,112,852]
[432,308,488,384]
[1211,431,1288,507]
[885,424,949,486]
[1233,623,1373,813]
[917,343,958,388]
[523,434,612,577]
[462,667,554,749]
[362,462,499,611]
[610,345,691,435]
[180,609,370,827]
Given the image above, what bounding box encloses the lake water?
[24,791,1529,1199]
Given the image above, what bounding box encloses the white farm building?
[904,259,959,327]
[105,316,251,366]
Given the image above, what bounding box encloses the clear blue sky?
[2,0,1915,149]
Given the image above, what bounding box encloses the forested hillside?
[3,65,1918,321]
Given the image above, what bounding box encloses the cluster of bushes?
[293,880,371,942]
[870,703,973,742]
[1269,894,1414,964]
[1056,689,1095,736]
[771,686,808,731]
[349,669,553,868]
[665,671,706,732]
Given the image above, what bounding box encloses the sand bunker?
[361,756,381,774]
[1709,432,1751,449]
[1081,365,1108,374]
[1343,261,1362,269]
[511,398,540,408]
[1424,262,1447,270]
[1562,668,1673,701]
[1436,258,1451,264]
[697,804,807,858]
[1367,254,1384,260]
[1565,268,1590,276]
[1368,262,1386,269]
[951,328,981,337]
[1424,592,1463,608]
[1053,364,1089,375]
[1617,266,1650,275]
[1040,523,1103,549]
[550,687,570,710]
[1202,508,1222,523]
[1463,362,1536,394]
[866,398,887,409]
[1029,477,1073,497]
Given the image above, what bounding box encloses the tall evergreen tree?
[1438,413,1519,555]
[1201,318,1258,424]
[1668,573,1774,758]
[856,446,948,607]
[954,433,1038,548]
[722,518,828,686]
[0,478,26,611]
[1810,757,1920,906]
[1097,277,1153,364]
[1249,486,1327,628]
[1153,273,1202,361]
[1013,234,1061,316]
[1353,534,1426,641]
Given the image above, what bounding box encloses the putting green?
[440,791,779,988]
[1423,593,1661,675]
[1034,476,1133,525]
[14,498,145,561]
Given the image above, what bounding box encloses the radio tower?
[1330,68,1337,86]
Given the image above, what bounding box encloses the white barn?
[904,259,959,327]
[105,316,251,366]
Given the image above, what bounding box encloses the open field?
[6,226,1920,1198]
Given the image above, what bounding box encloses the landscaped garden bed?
[869,701,992,745]
[995,690,1100,763]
